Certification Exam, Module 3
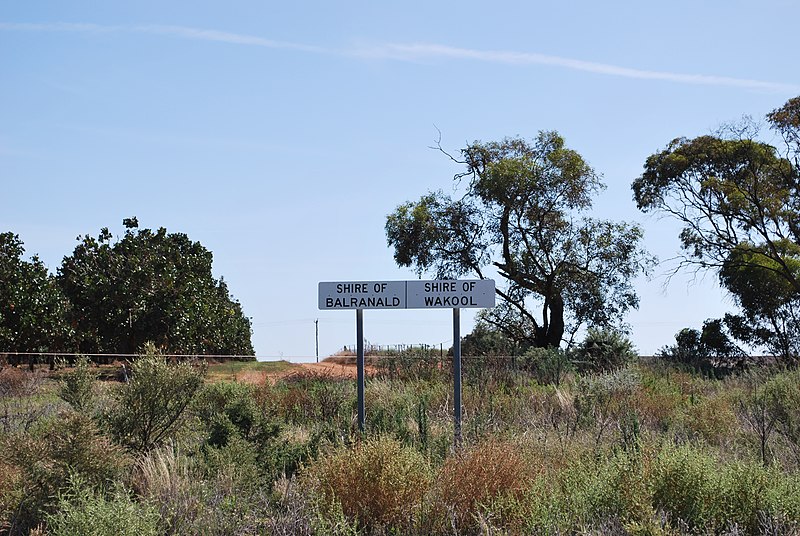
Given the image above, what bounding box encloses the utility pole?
[315,319,319,363]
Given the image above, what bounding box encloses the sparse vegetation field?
[4,346,800,535]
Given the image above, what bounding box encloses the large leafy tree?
[0,232,72,353]
[386,132,653,348]
[632,96,800,360]
[58,219,254,357]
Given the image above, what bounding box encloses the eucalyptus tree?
[387,132,653,348]
[632,96,800,360]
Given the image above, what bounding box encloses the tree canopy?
[387,132,653,348]
[632,96,800,360]
[58,219,254,356]
[0,232,72,353]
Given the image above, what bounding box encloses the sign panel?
[318,280,495,310]
[318,281,407,310]
[406,279,495,309]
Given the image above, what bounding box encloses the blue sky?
[2,1,798,360]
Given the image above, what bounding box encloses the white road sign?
[318,280,495,310]
[407,279,495,309]
[318,281,407,309]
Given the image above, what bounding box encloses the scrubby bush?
[301,435,431,532]
[762,369,800,465]
[488,446,657,534]
[574,367,641,446]
[460,320,521,357]
[572,328,637,373]
[651,444,719,529]
[106,343,205,452]
[521,346,572,385]
[650,443,800,533]
[659,318,748,375]
[133,439,278,535]
[193,381,263,446]
[46,475,159,536]
[58,356,96,412]
[375,347,447,382]
[0,367,52,434]
[133,445,200,534]
[738,369,800,467]
[431,438,536,532]
[683,392,739,446]
[1,412,129,534]
[11,340,800,533]
[262,373,353,428]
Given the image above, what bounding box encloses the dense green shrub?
[0,232,73,354]
[193,381,263,446]
[651,443,719,528]
[58,220,254,356]
[194,380,316,483]
[572,328,637,373]
[46,475,159,536]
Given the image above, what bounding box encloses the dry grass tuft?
[132,445,202,535]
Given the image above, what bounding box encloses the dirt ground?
[232,357,375,384]
[0,356,372,385]
[289,361,363,378]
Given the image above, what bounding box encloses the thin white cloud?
[133,24,334,55]
[357,42,800,93]
[0,22,122,32]
[2,21,798,93]
[0,22,333,54]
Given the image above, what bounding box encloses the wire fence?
[0,350,669,367]
[0,351,258,369]
[340,343,447,355]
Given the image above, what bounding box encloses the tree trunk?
[546,296,565,347]
[534,295,565,348]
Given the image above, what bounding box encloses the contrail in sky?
[2,22,798,93]
[357,42,799,93]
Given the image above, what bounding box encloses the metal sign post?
[356,308,365,433]
[452,307,462,447]
[319,279,494,442]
